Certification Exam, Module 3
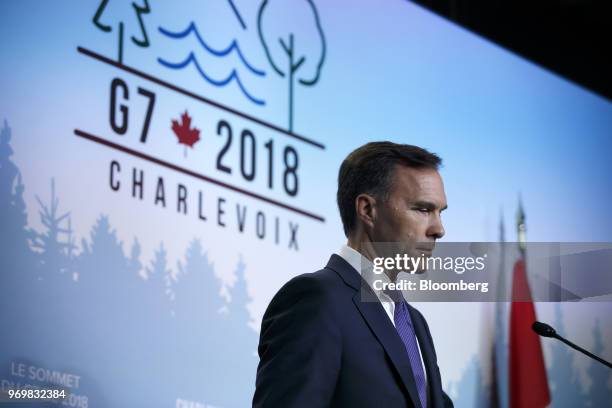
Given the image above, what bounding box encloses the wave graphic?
[159,22,265,77]
[158,52,265,106]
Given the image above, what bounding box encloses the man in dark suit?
[253,142,453,407]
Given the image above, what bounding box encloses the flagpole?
[509,195,551,408]
[517,194,526,255]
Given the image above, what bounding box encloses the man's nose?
[427,214,445,239]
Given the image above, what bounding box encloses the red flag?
[509,258,550,408]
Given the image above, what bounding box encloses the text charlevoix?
[108,159,299,250]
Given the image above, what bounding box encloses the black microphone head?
[532,321,556,338]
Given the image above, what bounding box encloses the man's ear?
[355,193,377,230]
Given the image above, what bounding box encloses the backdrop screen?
[1,0,611,407]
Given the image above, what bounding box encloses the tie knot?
[383,288,404,304]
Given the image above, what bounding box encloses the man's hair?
[337,141,442,237]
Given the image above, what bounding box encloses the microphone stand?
[533,321,612,369]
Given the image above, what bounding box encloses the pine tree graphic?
[92,0,151,64]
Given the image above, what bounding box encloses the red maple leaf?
[172,110,200,156]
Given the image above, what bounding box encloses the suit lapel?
[326,255,423,408]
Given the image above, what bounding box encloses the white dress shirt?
[336,244,428,384]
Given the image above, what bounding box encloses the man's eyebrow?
[413,201,448,211]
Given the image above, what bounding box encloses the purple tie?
[387,291,428,408]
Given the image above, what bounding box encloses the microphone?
[532,321,556,338]
[532,321,612,369]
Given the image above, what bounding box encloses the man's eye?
[416,208,430,213]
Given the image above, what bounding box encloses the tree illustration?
[450,355,488,408]
[0,119,18,200]
[92,0,151,64]
[0,120,36,275]
[258,0,326,132]
[146,243,170,280]
[226,257,254,330]
[174,239,224,320]
[31,178,76,277]
[223,257,258,406]
[146,242,175,316]
[170,240,230,401]
[586,320,612,407]
[127,237,145,280]
[548,304,585,407]
[78,214,128,284]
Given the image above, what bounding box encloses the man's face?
[371,165,447,258]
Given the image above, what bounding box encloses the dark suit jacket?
[253,254,453,408]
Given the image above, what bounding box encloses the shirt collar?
[337,244,394,303]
